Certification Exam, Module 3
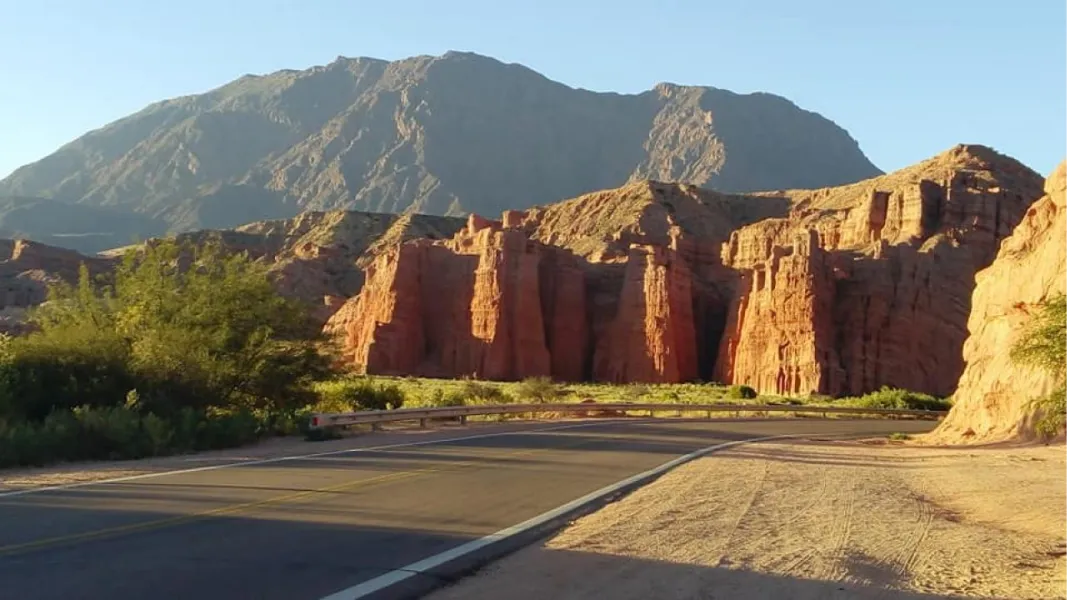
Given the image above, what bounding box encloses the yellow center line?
[0,437,598,558]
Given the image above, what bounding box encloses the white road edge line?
[0,419,654,499]
[318,431,822,600]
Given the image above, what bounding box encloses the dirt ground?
[429,439,1066,600]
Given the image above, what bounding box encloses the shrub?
[315,378,407,411]
[888,432,912,441]
[841,387,950,411]
[725,384,758,400]
[1011,294,1067,440]
[459,380,511,405]
[622,384,650,402]
[515,376,562,404]
[427,388,466,407]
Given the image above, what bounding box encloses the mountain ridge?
[0,51,881,250]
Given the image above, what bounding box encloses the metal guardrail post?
[459,415,467,425]
[420,418,428,429]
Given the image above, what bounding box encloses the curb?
[320,432,838,600]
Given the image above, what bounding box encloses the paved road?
[0,418,935,600]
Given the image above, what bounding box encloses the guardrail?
[309,402,947,431]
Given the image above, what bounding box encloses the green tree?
[1010,294,1066,440]
[3,238,331,423]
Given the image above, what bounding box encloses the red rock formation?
[929,161,1066,443]
[329,146,1043,392]
[592,233,699,383]
[716,229,840,395]
[329,215,572,380]
[714,145,1044,396]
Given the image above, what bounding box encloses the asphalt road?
[0,418,935,600]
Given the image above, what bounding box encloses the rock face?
[713,145,1043,397]
[335,145,1045,393]
[0,239,113,333]
[331,215,565,379]
[0,51,879,245]
[330,181,783,381]
[930,161,1066,443]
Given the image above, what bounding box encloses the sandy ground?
[429,439,1066,600]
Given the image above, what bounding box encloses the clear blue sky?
[1,0,1064,179]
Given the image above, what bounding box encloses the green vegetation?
[314,378,406,412]
[725,384,758,400]
[0,239,332,467]
[515,376,563,404]
[888,432,912,441]
[837,387,951,411]
[1010,294,1066,440]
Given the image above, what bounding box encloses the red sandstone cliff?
[331,181,780,381]
[332,147,1044,390]
[713,145,1043,396]
[929,161,1066,443]
[328,214,573,379]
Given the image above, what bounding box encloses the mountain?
[0,196,167,253]
[0,51,881,246]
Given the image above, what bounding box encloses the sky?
[1,0,1064,179]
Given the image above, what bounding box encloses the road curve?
[0,418,935,600]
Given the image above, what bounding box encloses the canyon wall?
[332,147,1044,393]
[713,145,1043,396]
[930,161,1066,443]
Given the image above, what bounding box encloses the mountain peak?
[0,51,882,247]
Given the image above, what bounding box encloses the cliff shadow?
[829,241,980,398]
[418,246,487,378]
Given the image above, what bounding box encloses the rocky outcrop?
[930,161,1066,443]
[333,147,1044,389]
[329,214,575,379]
[331,181,783,381]
[0,239,113,333]
[713,145,1043,396]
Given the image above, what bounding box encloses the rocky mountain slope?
[930,161,1066,443]
[330,145,1043,394]
[0,239,113,333]
[0,52,880,246]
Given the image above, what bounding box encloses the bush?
[0,239,336,468]
[515,376,562,404]
[622,384,650,402]
[0,405,270,468]
[725,385,758,400]
[1011,294,1066,440]
[459,380,512,405]
[315,378,407,411]
[427,388,466,407]
[841,387,951,411]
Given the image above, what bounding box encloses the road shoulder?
[427,439,1066,600]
